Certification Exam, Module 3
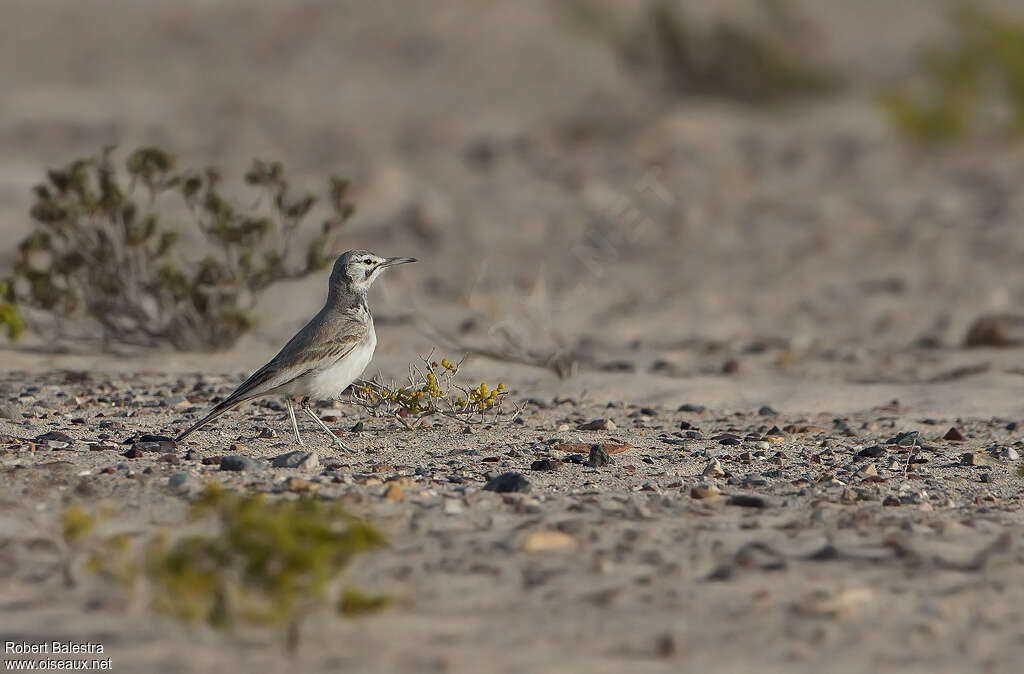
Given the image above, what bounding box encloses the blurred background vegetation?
[4,0,1024,380]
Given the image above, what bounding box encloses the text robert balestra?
[5,641,105,654]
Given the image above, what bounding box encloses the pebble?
[758,406,778,416]
[860,463,879,476]
[702,458,725,477]
[585,444,613,467]
[727,494,769,508]
[168,472,189,488]
[229,443,247,452]
[0,404,19,420]
[35,431,74,445]
[442,498,464,515]
[220,455,260,472]
[521,530,576,553]
[997,447,1020,461]
[691,484,721,499]
[578,418,616,431]
[943,427,966,441]
[856,445,885,459]
[287,477,318,493]
[530,459,562,471]
[382,484,404,501]
[960,452,990,467]
[271,450,319,470]
[168,472,199,493]
[483,472,531,493]
[258,427,278,439]
[889,431,920,447]
[138,434,175,444]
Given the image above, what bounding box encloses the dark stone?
[482,472,531,493]
[886,431,920,446]
[564,453,586,464]
[585,444,613,467]
[943,427,966,441]
[122,447,143,459]
[219,455,259,472]
[758,406,778,416]
[856,445,886,459]
[719,438,741,446]
[578,418,615,431]
[806,544,841,561]
[530,459,562,471]
[34,431,74,444]
[168,473,191,489]
[727,494,769,508]
[201,455,224,465]
[139,434,175,444]
[677,403,705,413]
[350,421,365,432]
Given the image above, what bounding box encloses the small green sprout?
[351,352,515,428]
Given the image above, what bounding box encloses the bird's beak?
[380,256,417,268]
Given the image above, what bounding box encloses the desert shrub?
[62,487,388,653]
[5,146,354,350]
[882,8,1024,143]
[572,0,839,105]
[0,280,25,341]
[351,353,513,428]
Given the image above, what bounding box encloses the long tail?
[175,398,246,442]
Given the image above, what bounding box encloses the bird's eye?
[363,259,372,265]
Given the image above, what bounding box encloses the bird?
[175,250,416,450]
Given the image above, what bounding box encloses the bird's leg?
[302,401,353,451]
[286,399,304,446]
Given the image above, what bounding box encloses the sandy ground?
[4,0,1024,672]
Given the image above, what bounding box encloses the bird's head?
[330,249,416,297]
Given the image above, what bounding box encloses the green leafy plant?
[61,487,388,653]
[145,485,387,652]
[6,146,354,350]
[882,8,1024,143]
[350,353,514,428]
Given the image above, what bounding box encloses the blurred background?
[5,0,1024,400]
